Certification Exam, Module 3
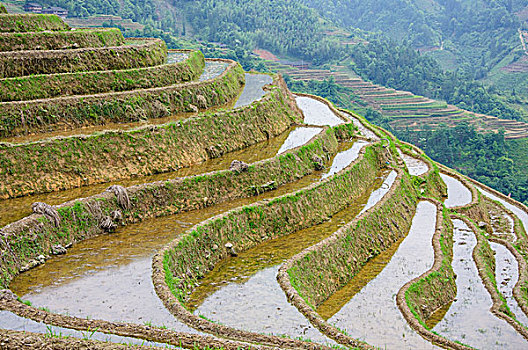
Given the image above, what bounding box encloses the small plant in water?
[81,326,99,340]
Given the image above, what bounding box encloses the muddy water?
[490,242,528,327]
[0,310,181,348]
[0,74,284,227]
[295,96,344,127]
[325,201,438,349]
[277,127,322,154]
[398,149,429,176]
[8,145,339,334]
[342,112,379,141]
[440,174,472,208]
[322,140,369,179]
[234,73,273,108]
[359,170,397,215]
[187,172,390,344]
[432,219,527,349]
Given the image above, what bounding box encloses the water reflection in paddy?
[295,96,344,127]
[322,140,369,179]
[440,174,472,208]
[189,171,390,344]
[8,140,341,334]
[324,201,438,349]
[398,149,429,176]
[277,127,322,154]
[432,220,527,349]
[234,73,272,108]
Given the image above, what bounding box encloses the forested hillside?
[301,0,526,72]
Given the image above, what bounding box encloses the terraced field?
[2,12,528,350]
[266,61,528,140]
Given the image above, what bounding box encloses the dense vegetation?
[39,0,347,63]
[399,124,528,204]
[301,0,525,71]
[170,0,348,63]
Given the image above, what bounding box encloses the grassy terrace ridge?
[0,125,338,290]
[156,129,379,349]
[0,37,167,78]
[0,57,240,139]
[0,13,69,32]
[0,50,204,102]
[0,73,299,199]
[381,103,449,111]
[0,27,125,51]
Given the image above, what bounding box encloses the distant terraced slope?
[266,60,528,140]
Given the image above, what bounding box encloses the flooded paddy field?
[432,219,527,349]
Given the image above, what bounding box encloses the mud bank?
[277,165,424,348]
[0,126,342,288]
[0,310,186,348]
[0,57,240,139]
[0,27,125,52]
[154,141,385,348]
[0,14,69,32]
[0,74,302,199]
[0,50,204,102]
[0,295,274,350]
[326,200,437,349]
[0,38,167,78]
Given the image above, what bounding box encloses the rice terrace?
[1,5,528,350]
